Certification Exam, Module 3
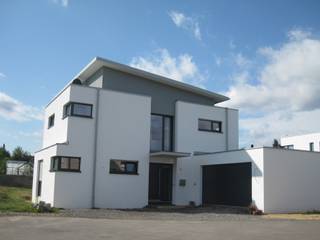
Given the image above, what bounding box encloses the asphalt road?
[0,216,320,240]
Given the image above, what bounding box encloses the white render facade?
[281,133,320,152]
[32,57,238,209]
[33,57,320,213]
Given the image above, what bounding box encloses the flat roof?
[73,57,229,104]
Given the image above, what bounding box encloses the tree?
[272,139,284,148]
[0,145,10,175]
[11,146,33,162]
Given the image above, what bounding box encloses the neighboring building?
[280,133,320,151]
[6,160,33,176]
[32,57,320,213]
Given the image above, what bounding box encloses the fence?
[0,175,33,188]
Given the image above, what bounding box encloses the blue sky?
[1,0,320,153]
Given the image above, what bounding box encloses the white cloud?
[168,11,201,40]
[52,0,69,7]
[130,49,205,87]
[221,29,320,147]
[0,92,43,121]
[288,28,312,41]
[234,53,251,68]
[0,72,6,79]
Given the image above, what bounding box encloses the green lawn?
[0,186,37,212]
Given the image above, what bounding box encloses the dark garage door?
[202,162,252,207]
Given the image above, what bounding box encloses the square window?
[198,119,212,131]
[126,163,137,173]
[60,157,69,169]
[212,121,222,132]
[70,158,80,170]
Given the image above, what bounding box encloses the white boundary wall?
[264,148,320,213]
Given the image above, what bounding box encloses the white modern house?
[281,133,320,152]
[33,57,320,213]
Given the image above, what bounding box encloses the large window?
[109,160,138,175]
[51,156,81,172]
[150,114,173,152]
[48,114,55,128]
[198,119,222,133]
[63,102,93,118]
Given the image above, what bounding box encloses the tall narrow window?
[150,114,173,152]
[309,142,314,151]
[48,114,55,128]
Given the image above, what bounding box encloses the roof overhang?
[73,57,229,104]
[150,151,191,158]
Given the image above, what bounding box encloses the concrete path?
[0,215,320,240]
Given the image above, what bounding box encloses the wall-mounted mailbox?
[179,179,186,186]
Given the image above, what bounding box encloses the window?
[51,156,81,172]
[150,114,173,152]
[109,160,138,175]
[198,119,222,133]
[309,142,314,151]
[63,102,93,118]
[48,114,55,128]
[37,160,43,197]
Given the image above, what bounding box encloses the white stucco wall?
[51,85,97,208]
[280,133,320,152]
[175,101,238,153]
[42,87,71,148]
[174,149,265,211]
[32,146,58,205]
[263,148,320,213]
[94,89,151,209]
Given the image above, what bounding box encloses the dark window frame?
[150,113,174,152]
[198,119,222,133]
[48,114,55,129]
[63,102,93,119]
[309,142,314,151]
[37,160,43,197]
[109,159,138,175]
[50,156,81,172]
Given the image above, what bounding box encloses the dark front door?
[149,163,173,203]
[202,162,252,207]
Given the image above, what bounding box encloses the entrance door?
[149,163,173,203]
[37,160,43,197]
[202,162,252,207]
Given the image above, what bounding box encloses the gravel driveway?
[1,212,320,240]
[1,207,320,240]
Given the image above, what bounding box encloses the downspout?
[225,108,229,151]
[91,88,101,208]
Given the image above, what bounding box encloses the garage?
[202,162,252,207]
